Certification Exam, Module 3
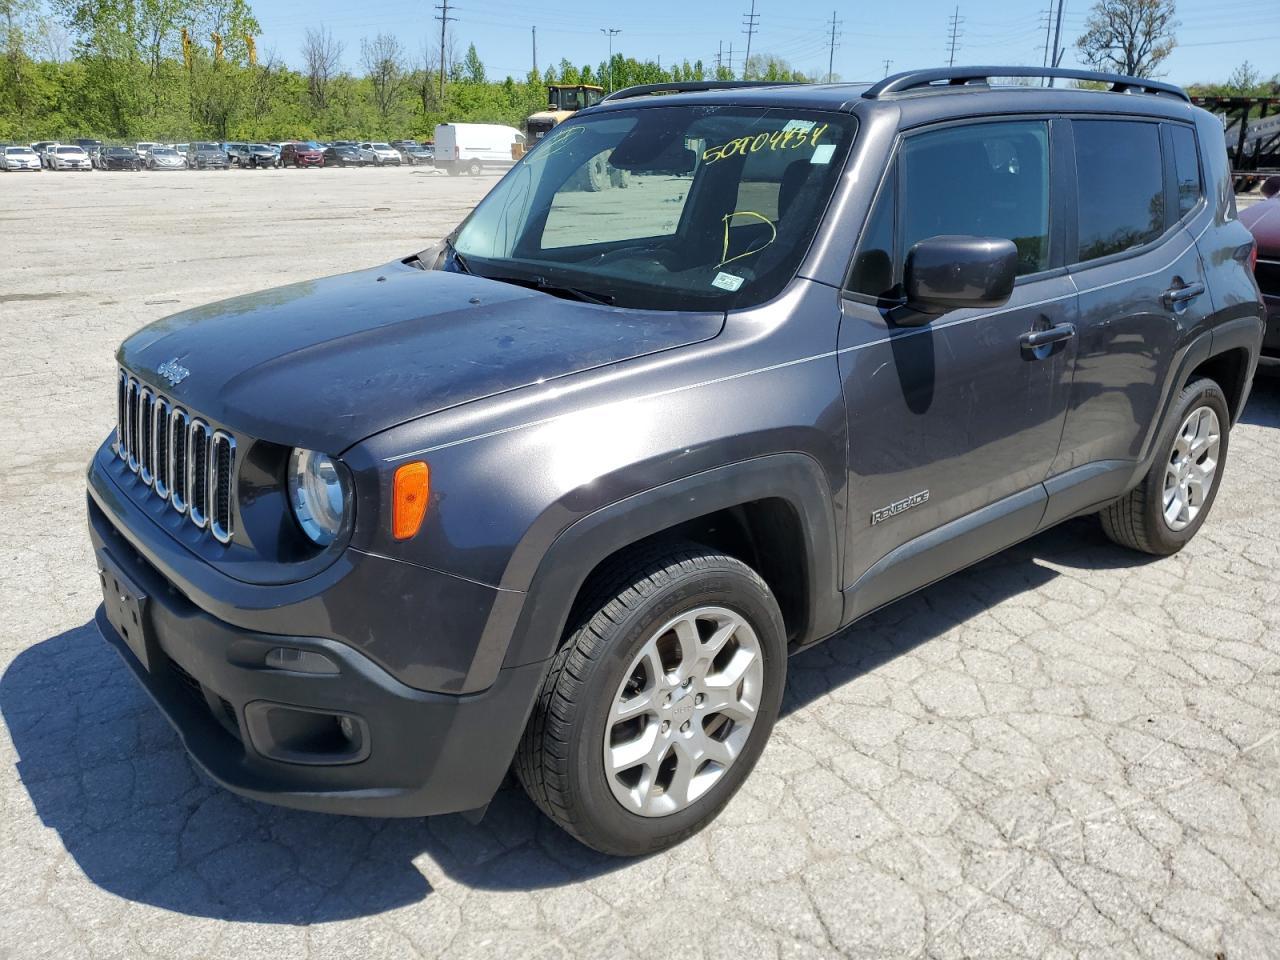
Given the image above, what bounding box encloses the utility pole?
[741,0,758,79]
[1047,0,1066,86]
[825,10,841,84]
[600,27,621,92]
[727,42,734,77]
[434,0,456,101]
[882,58,893,77]
[946,6,962,68]
[532,25,537,78]
[716,40,723,75]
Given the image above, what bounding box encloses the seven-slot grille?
[115,369,237,544]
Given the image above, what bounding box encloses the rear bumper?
[90,504,548,817]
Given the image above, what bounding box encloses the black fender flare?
[499,453,844,671]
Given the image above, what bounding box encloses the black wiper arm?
[442,236,471,274]
[481,273,615,305]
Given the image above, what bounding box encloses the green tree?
[461,41,484,83]
[1076,0,1177,78]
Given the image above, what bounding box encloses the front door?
[837,118,1076,617]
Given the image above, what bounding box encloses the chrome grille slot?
[116,371,128,460]
[152,397,172,500]
[138,388,155,485]
[170,408,190,514]
[126,378,140,473]
[113,367,237,544]
[188,419,211,529]
[210,431,236,543]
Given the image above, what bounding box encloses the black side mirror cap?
[895,235,1018,326]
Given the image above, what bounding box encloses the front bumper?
[89,494,548,817]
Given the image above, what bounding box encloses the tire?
[1100,376,1231,555]
[515,542,787,856]
[468,159,483,176]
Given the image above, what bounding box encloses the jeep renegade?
[88,67,1265,855]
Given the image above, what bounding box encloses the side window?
[1169,124,1202,218]
[1073,120,1165,262]
[900,121,1051,277]
[847,170,896,299]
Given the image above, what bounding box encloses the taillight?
[1249,239,1258,273]
[454,146,460,159]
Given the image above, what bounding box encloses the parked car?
[281,141,325,167]
[135,142,158,161]
[73,138,104,158]
[224,142,249,166]
[146,146,187,170]
[187,142,228,170]
[0,144,41,171]
[434,122,522,176]
[322,143,364,167]
[401,142,434,165]
[359,141,402,165]
[46,144,92,171]
[30,141,56,160]
[88,67,1264,857]
[98,145,143,171]
[246,143,280,168]
[1240,185,1280,366]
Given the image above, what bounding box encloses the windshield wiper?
[480,273,616,305]
[442,236,471,274]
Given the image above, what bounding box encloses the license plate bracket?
[97,549,152,672]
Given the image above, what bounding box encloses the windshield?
[451,105,856,311]
[373,143,392,150]
[107,148,133,155]
[6,147,34,155]
[56,146,84,154]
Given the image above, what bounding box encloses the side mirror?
[897,236,1018,326]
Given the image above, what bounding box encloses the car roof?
[587,70,1199,126]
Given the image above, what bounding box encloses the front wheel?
[1100,376,1231,555]
[515,543,787,856]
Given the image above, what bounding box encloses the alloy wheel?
[604,605,763,817]
[1163,405,1220,531]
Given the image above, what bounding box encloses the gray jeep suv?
[88,67,1265,855]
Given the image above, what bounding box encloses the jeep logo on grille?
[157,359,190,386]
[871,489,930,526]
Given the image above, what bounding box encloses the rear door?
[838,117,1077,613]
[1051,117,1214,479]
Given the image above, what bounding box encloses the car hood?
[118,260,725,452]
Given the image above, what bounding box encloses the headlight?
[287,448,347,546]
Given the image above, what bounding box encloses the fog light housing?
[243,702,370,765]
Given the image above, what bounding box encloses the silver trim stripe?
[115,369,236,544]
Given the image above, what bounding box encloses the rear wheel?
[1100,376,1230,555]
[515,543,787,855]
[468,159,483,176]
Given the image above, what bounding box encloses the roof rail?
[601,80,796,103]
[863,66,1190,103]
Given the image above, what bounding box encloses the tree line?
[1,0,1275,143]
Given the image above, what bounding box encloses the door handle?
[1020,322,1076,352]
[1163,281,1205,306]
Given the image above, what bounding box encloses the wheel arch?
[500,454,845,672]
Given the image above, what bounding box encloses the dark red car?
[280,141,325,168]
[1241,194,1280,364]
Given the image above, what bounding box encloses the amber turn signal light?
[392,461,430,540]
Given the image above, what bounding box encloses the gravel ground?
[1,169,1278,960]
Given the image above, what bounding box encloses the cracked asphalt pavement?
[2,171,1278,959]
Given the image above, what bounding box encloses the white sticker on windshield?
[810,143,836,165]
[712,271,745,292]
[781,119,815,136]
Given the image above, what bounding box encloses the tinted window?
[1074,120,1165,262]
[847,172,896,298]
[900,121,1050,277]
[1169,125,1201,217]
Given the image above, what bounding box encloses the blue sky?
[249,0,1277,85]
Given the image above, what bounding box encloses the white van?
[434,123,524,176]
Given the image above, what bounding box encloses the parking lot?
[1,169,1278,959]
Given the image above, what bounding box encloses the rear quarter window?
[1072,120,1166,262]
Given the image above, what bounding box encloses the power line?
[741,0,759,79]
[434,0,456,100]
[946,5,963,68]
[826,10,842,83]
